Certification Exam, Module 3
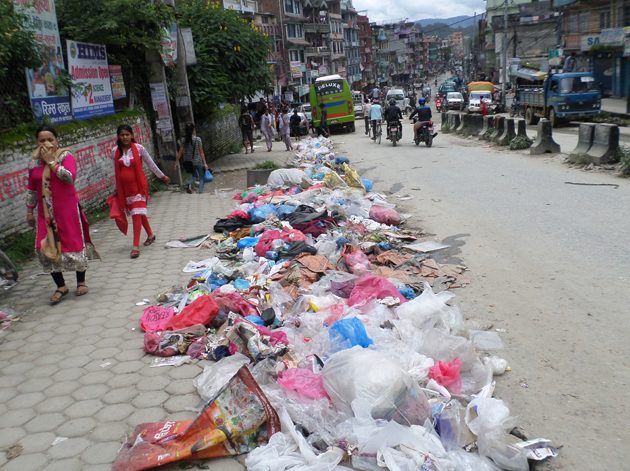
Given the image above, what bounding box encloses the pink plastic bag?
[369,205,401,226]
[344,249,370,273]
[347,274,407,307]
[429,358,462,394]
[140,306,175,333]
[277,368,329,400]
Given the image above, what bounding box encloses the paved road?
[335,124,630,470]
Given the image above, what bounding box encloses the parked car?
[289,107,310,136]
[445,92,465,111]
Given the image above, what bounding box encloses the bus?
[309,74,355,132]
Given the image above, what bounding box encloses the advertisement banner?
[160,23,178,67]
[108,65,126,100]
[14,0,72,124]
[290,61,302,79]
[67,40,115,120]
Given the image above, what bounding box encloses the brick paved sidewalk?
[0,145,294,470]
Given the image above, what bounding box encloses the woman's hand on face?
[26,213,35,227]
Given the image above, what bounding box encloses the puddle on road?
[390,182,404,194]
[431,233,469,266]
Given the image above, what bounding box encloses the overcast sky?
[352,0,486,23]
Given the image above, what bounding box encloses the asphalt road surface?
[334,122,630,470]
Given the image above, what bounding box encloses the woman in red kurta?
[27,125,97,304]
[112,125,169,258]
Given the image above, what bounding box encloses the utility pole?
[501,0,508,110]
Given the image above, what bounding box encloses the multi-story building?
[371,20,423,87]
[358,14,374,87]
[222,0,259,14]
[341,0,361,87]
[558,0,629,97]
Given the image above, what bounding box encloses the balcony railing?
[304,22,331,33]
[305,46,331,56]
[259,24,280,36]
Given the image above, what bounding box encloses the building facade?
[341,0,361,87]
[357,14,374,87]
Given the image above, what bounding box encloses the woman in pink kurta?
[27,126,96,304]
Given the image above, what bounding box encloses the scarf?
[114,143,149,212]
[39,148,70,262]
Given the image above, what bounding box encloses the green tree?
[178,0,272,114]
[0,1,44,129]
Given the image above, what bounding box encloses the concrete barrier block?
[586,123,620,165]
[530,118,561,155]
[568,123,595,162]
[516,119,529,140]
[455,113,465,134]
[496,117,516,145]
[469,114,484,136]
[479,115,494,139]
[489,116,505,142]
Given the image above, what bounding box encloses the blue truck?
[517,71,601,127]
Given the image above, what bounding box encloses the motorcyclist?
[409,97,435,141]
[384,99,403,139]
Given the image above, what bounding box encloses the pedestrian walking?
[261,107,275,151]
[319,107,330,138]
[278,107,293,151]
[289,109,302,142]
[176,123,209,194]
[362,99,372,135]
[239,106,255,154]
[112,124,170,259]
[27,125,98,304]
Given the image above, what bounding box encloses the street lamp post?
[501,0,508,110]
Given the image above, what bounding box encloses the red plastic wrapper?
[347,274,407,307]
[140,306,175,333]
[143,324,206,357]
[112,366,280,471]
[369,205,401,226]
[164,295,219,331]
[429,358,462,394]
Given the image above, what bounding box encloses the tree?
[178,0,272,114]
[0,2,44,129]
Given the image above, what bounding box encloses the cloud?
[352,0,486,23]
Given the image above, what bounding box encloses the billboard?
[67,40,115,120]
[108,65,126,100]
[14,0,72,124]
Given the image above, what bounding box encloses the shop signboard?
[67,40,115,120]
[580,34,600,51]
[290,61,302,79]
[14,0,72,123]
[108,65,126,100]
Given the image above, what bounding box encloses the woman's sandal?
[130,249,140,259]
[50,287,69,305]
[143,235,156,246]
[76,283,89,296]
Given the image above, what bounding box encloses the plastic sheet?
[194,352,250,402]
[329,317,373,351]
[429,358,462,394]
[277,368,329,400]
[368,205,401,226]
[139,306,175,333]
[164,295,219,331]
[347,274,407,307]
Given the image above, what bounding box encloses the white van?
[385,89,405,109]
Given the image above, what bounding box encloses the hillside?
[415,15,476,28]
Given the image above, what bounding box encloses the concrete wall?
[0,114,153,244]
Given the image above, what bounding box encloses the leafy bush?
[253,160,280,170]
[509,135,533,150]
[619,146,630,175]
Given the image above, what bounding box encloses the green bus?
[309,74,355,133]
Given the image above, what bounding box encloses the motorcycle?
[386,120,402,146]
[435,97,442,111]
[509,98,520,117]
[412,117,436,147]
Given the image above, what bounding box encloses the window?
[289,49,304,63]
[284,0,302,15]
[262,16,269,24]
[578,12,590,32]
[600,10,610,29]
[624,5,630,27]
[566,13,578,33]
[286,23,304,38]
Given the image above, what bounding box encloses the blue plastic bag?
[361,178,373,192]
[249,204,277,223]
[236,237,259,249]
[329,317,373,351]
[276,204,297,218]
[204,169,214,182]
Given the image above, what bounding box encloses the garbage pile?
[113,137,557,471]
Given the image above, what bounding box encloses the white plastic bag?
[322,348,431,426]
[193,353,250,402]
[267,169,313,189]
[395,282,463,334]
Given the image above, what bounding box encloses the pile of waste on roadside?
[113,137,558,471]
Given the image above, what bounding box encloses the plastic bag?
[347,274,407,307]
[203,168,214,182]
[164,295,219,330]
[277,368,329,400]
[329,317,373,351]
[139,306,175,333]
[429,358,462,394]
[369,205,401,226]
[395,283,463,333]
[434,400,476,449]
[361,178,373,192]
[143,324,207,357]
[249,204,277,223]
[343,248,370,274]
[341,163,364,189]
[267,169,312,189]
[322,348,431,426]
[113,367,280,471]
[194,352,250,402]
